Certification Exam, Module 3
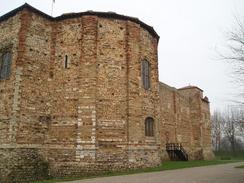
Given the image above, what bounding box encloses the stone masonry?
[0,4,214,183]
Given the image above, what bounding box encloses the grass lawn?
[235,165,244,168]
[31,158,241,183]
[158,159,240,170]
[214,151,244,160]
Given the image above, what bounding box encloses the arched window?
[0,52,12,80]
[141,59,150,90]
[145,117,154,137]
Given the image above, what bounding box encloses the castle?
[0,4,214,183]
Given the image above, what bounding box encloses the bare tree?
[221,107,244,153]
[211,106,244,152]
[222,109,236,153]
[222,17,244,104]
[211,111,222,151]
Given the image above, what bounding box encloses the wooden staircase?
[166,143,188,161]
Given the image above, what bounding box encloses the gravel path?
[61,162,244,183]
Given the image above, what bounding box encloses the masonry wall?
[0,5,213,183]
[0,8,161,182]
[0,10,52,183]
[96,17,127,163]
[0,12,21,145]
[159,83,194,159]
[200,99,214,159]
[126,21,161,165]
[15,10,52,145]
[159,83,214,160]
[178,87,204,155]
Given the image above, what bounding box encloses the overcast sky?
[1,0,244,112]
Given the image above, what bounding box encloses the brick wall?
[0,12,21,145]
[159,83,214,160]
[0,5,213,182]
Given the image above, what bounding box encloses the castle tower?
[0,4,214,183]
[0,4,161,182]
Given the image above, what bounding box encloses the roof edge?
[159,81,177,91]
[0,3,160,40]
[202,98,210,103]
[0,3,53,22]
[178,85,203,92]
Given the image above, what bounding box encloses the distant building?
[0,4,214,183]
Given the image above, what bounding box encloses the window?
[141,59,150,90]
[0,51,12,79]
[145,117,154,137]
[64,55,68,69]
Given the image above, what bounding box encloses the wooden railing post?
[166,143,188,161]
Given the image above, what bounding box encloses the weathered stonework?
[159,83,214,160]
[0,4,214,183]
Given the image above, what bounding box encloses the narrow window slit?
[64,55,68,69]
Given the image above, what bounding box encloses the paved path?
[61,162,244,183]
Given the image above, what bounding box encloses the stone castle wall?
[0,11,21,145]
[159,83,214,160]
[0,4,213,183]
[159,83,194,159]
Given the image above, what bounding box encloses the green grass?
[235,164,244,168]
[214,151,244,160]
[159,159,239,170]
[31,159,241,183]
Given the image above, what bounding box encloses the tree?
[211,111,222,151]
[223,17,244,104]
[222,107,244,152]
[222,109,237,153]
[211,106,244,152]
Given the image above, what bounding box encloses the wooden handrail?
[166,143,188,161]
